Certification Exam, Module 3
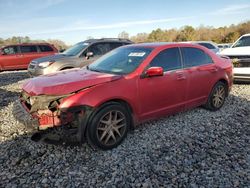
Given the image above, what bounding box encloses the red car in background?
[0,43,58,71]
[14,43,233,150]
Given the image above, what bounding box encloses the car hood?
[22,68,122,96]
[219,46,250,56]
[32,54,74,63]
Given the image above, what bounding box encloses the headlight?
[38,61,55,68]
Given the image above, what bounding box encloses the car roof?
[2,43,53,48]
[242,33,250,37]
[183,41,216,44]
[80,38,133,44]
[124,42,208,49]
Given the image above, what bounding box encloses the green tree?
[176,26,196,41]
[222,32,240,43]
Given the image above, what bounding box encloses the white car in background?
[220,33,250,82]
[217,43,232,51]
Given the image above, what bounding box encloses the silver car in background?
[191,41,220,54]
[28,38,133,76]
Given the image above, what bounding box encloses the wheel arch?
[95,98,136,129]
[217,78,229,96]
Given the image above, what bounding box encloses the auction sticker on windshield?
[128,52,146,57]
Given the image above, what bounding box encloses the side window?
[39,45,53,52]
[2,46,18,55]
[88,43,111,56]
[110,42,123,50]
[182,47,213,68]
[20,45,37,53]
[149,47,182,71]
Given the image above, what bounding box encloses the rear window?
[20,45,37,53]
[39,45,54,52]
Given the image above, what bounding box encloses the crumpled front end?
[15,91,78,130]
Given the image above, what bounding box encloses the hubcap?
[97,110,126,146]
[212,85,225,108]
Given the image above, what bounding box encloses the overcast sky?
[0,0,250,45]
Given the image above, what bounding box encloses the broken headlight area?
[19,91,77,129]
[20,92,71,113]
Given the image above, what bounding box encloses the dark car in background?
[0,43,58,71]
[28,38,133,76]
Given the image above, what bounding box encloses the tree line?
[1,20,249,49]
[126,20,250,44]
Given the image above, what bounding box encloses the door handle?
[210,67,218,73]
[176,73,186,80]
[198,66,218,73]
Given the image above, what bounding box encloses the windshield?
[232,36,250,48]
[88,47,152,75]
[62,42,89,56]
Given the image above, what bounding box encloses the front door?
[0,46,20,70]
[138,47,188,121]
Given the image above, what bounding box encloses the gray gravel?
[0,70,250,187]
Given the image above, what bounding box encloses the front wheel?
[87,104,130,150]
[204,81,227,111]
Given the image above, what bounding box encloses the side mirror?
[0,50,5,55]
[144,67,164,77]
[86,51,94,59]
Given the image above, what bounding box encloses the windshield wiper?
[89,67,103,73]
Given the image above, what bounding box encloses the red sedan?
[14,43,233,150]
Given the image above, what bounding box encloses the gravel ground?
[0,70,249,187]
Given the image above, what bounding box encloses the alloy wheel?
[212,85,225,108]
[96,110,126,146]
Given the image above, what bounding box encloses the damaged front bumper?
[13,100,39,131]
[13,92,94,136]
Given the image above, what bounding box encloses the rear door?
[0,46,20,70]
[37,45,56,58]
[181,47,218,109]
[19,45,39,68]
[138,47,188,120]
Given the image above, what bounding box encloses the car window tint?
[182,47,213,67]
[20,45,37,53]
[39,45,53,52]
[198,43,215,49]
[88,43,111,56]
[149,47,182,71]
[2,46,18,55]
[110,42,123,50]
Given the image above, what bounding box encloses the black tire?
[204,81,227,111]
[87,104,130,150]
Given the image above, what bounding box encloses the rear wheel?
[204,81,227,111]
[87,104,130,150]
